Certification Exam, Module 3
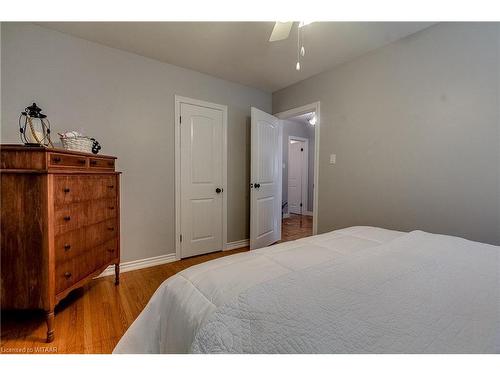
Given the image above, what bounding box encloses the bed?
[113,226,500,354]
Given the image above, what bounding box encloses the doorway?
[249,103,320,250]
[276,102,320,237]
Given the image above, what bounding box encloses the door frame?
[174,95,228,260]
[287,135,309,216]
[275,101,320,235]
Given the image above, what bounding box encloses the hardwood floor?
[0,214,313,354]
[281,213,313,242]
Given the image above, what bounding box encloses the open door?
[250,107,282,250]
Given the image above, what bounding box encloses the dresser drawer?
[89,157,115,170]
[54,202,87,234]
[55,260,77,294]
[85,218,118,249]
[54,199,117,235]
[54,218,117,263]
[55,253,95,294]
[55,253,96,294]
[87,199,117,225]
[49,152,88,168]
[54,228,87,264]
[90,238,118,272]
[56,238,118,294]
[54,175,117,205]
[100,237,119,264]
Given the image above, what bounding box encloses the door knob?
[215,188,222,194]
[254,183,261,189]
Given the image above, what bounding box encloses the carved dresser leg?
[115,263,120,285]
[45,310,55,343]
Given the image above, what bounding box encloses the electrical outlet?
[330,154,336,164]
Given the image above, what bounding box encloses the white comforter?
[113,227,500,354]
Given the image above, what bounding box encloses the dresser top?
[1,144,119,173]
[1,144,117,159]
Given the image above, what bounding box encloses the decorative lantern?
[19,103,54,147]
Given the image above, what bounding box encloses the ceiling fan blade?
[269,22,293,42]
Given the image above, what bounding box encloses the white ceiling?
[37,22,434,92]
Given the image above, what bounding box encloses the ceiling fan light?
[296,61,301,71]
[298,21,314,28]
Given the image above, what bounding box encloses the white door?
[250,107,282,250]
[180,102,224,258]
[288,139,306,214]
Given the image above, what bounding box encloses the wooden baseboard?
[285,212,313,217]
[224,239,249,251]
[98,253,177,278]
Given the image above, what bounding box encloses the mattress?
[113,226,500,354]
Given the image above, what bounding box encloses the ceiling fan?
[268,22,314,71]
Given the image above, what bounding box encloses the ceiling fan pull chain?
[301,25,306,57]
[296,24,301,71]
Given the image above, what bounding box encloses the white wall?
[1,23,271,262]
[274,22,500,245]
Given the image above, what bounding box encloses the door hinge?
[180,234,183,242]
[179,116,182,124]
[301,148,304,152]
[300,203,303,207]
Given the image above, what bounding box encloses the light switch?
[329,154,336,164]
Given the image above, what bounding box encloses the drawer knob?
[107,248,114,253]
[64,272,72,279]
[107,185,114,189]
[63,216,71,221]
[108,206,115,210]
[53,157,61,163]
[63,188,70,193]
[64,244,71,251]
[107,227,115,231]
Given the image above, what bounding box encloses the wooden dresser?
[1,145,121,342]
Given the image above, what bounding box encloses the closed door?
[180,103,224,258]
[288,139,306,214]
[250,107,282,250]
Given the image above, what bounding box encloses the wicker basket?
[59,135,94,153]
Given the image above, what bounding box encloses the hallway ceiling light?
[309,115,317,126]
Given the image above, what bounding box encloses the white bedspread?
[113,227,500,354]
